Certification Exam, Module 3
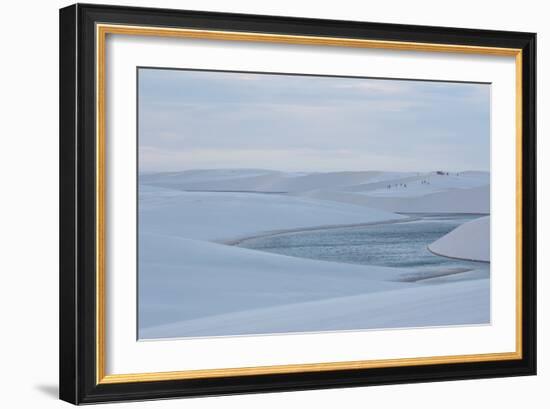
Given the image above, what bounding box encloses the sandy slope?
[138,169,490,338]
[142,169,490,214]
[139,185,406,242]
[428,216,490,262]
[140,169,413,193]
[141,278,489,338]
[139,233,416,333]
[300,185,489,214]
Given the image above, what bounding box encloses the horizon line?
[138,168,491,175]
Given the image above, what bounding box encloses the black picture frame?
[60,3,536,405]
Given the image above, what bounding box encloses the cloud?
[138,68,490,172]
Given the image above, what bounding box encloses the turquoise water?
[236,213,489,279]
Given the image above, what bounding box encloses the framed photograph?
[59,3,536,404]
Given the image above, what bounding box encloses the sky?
[138,68,490,173]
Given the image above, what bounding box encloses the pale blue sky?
[138,68,490,172]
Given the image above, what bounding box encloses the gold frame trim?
[96,23,523,385]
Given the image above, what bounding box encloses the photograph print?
[137,68,490,340]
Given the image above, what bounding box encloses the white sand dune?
[350,172,489,196]
[299,185,489,214]
[139,233,417,333]
[141,169,415,193]
[142,169,489,214]
[428,216,490,262]
[141,278,489,338]
[139,185,406,242]
[139,169,490,339]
